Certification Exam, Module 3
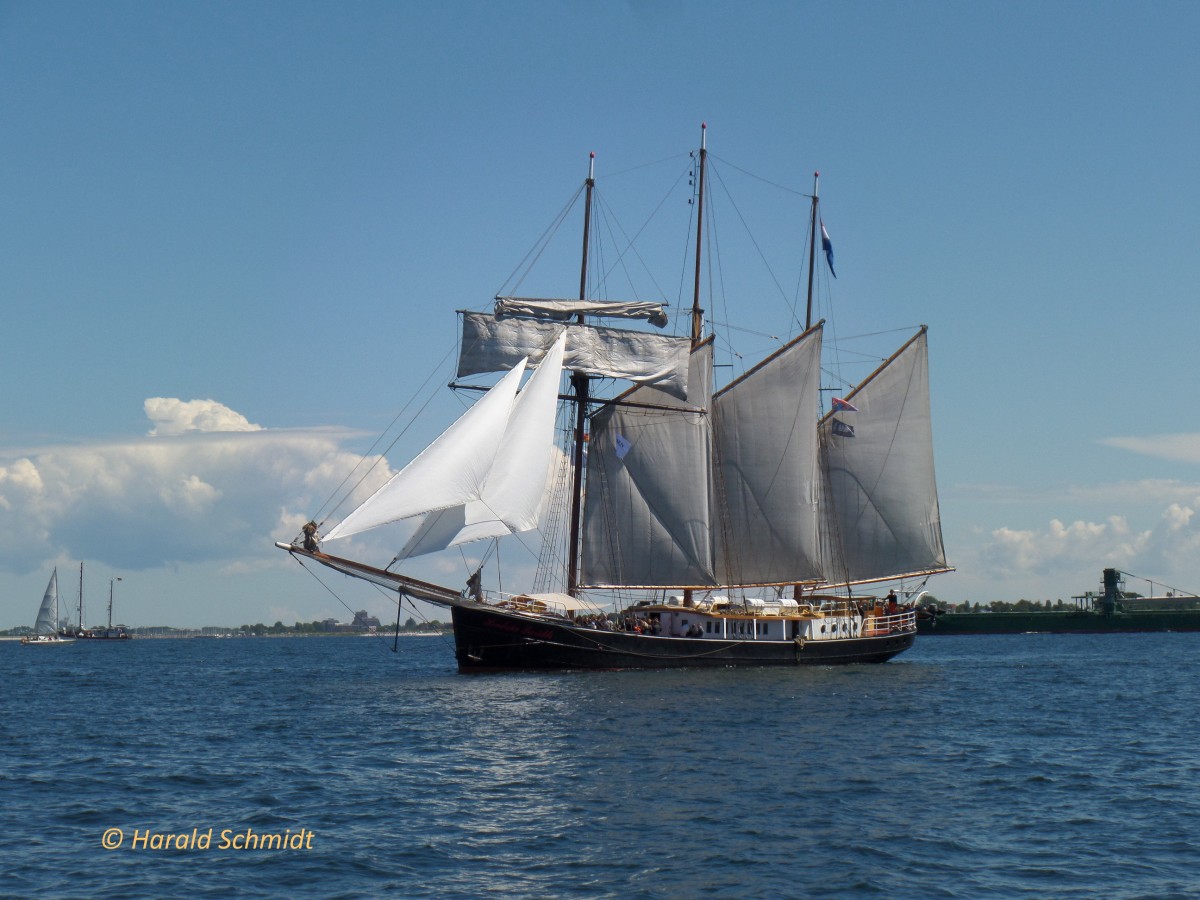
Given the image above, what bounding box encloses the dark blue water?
[3,633,1199,898]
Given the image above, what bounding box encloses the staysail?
[818,327,948,584]
[33,570,58,635]
[324,332,567,544]
[399,331,568,557]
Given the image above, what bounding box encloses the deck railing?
[863,609,918,635]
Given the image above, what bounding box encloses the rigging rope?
[286,550,455,656]
[495,182,585,298]
[308,339,459,536]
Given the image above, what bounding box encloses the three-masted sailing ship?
[278,128,951,670]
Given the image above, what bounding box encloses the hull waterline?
[450,604,914,671]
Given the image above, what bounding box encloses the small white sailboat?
[21,569,75,646]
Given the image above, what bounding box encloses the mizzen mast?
[805,171,819,330]
[690,123,707,348]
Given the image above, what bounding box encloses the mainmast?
[566,152,595,597]
[690,123,707,347]
[682,124,708,608]
[805,171,819,330]
[78,561,84,630]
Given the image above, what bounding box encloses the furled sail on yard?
[494,297,669,325]
[324,332,567,545]
[818,327,947,584]
[458,310,692,400]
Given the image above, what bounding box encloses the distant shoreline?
[1,631,450,641]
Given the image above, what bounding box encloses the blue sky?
[3,0,1199,628]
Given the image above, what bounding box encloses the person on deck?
[465,569,483,603]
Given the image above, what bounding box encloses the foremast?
[565,153,595,597]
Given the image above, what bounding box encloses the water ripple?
[5,633,1200,897]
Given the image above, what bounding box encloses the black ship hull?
[450,604,915,671]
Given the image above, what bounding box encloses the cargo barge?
[918,568,1200,634]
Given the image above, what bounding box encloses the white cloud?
[1101,433,1200,466]
[0,398,392,576]
[955,492,1200,600]
[144,398,262,436]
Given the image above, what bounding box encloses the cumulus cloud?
[145,398,262,436]
[964,489,1200,598]
[984,515,1144,574]
[0,398,394,575]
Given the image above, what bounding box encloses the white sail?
[713,326,824,586]
[399,332,567,557]
[324,356,531,542]
[458,311,692,400]
[818,328,948,584]
[580,343,716,588]
[33,570,59,635]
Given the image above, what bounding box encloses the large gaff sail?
[33,570,58,635]
[457,311,692,400]
[581,343,716,588]
[324,332,565,543]
[818,328,947,584]
[713,325,824,587]
[398,332,568,557]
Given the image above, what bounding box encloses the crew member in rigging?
[302,521,319,553]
